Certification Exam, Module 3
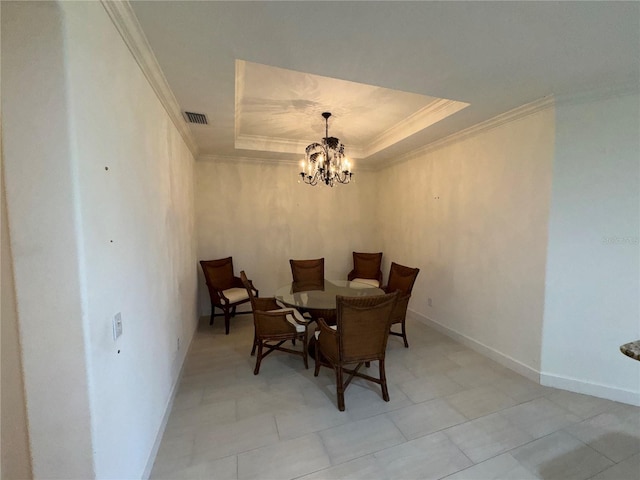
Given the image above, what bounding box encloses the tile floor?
[150,315,640,479]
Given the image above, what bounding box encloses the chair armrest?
[254,310,296,335]
[205,283,227,304]
[284,308,310,326]
[233,276,258,296]
[317,318,339,361]
[347,269,357,281]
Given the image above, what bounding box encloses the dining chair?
[289,258,324,283]
[383,262,420,348]
[314,292,398,411]
[200,257,257,335]
[241,271,310,374]
[347,251,383,287]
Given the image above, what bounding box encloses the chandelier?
[299,112,353,187]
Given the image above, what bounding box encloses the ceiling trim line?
[200,154,298,166]
[553,82,639,107]
[234,134,367,159]
[199,154,377,171]
[376,95,555,171]
[100,0,199,157]
[361,98,470,158]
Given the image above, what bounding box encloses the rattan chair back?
[347,252,383,284]
[289,258,325,283]
[336,293,398,364]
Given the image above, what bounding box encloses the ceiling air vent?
[184,111,208,125]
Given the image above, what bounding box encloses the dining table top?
[274,279,384,311]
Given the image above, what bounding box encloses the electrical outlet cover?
[113,312,123,340]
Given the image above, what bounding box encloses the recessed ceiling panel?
[235,60,469,159]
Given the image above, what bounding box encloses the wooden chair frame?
[383,262,420,348]
[200,257,257,335]
[314,292,398,411]
[289,258,324,283]
[241,271,310,374]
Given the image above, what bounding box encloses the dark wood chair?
[314,292,398,411]
[289,258,324,283]
[347,251,383,287]
[383,262,420,348]
[241,271,310,374]
[200,257,257,335]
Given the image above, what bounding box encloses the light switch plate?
[113,312,123,340]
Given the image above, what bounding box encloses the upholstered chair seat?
[220,287,250,304]
[351,277,381,288]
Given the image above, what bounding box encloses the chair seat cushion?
[221,287,249,303]
[351,278,380,288]
[314,325,337,339]
[270,308,307,333]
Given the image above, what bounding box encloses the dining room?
[2,1,638,479]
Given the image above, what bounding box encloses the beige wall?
[196,159,379,312]
[377,107,554,375]
[194,108,554,377]
[1,135,33,478]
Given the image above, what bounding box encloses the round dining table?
[274,279,384,323]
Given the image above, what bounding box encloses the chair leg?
[250,330,257,356]
[209,307,215,326]
[314,349,321,376]
[336,367,345,411]
[379,358,390,402]
[302,334,308,369]
[254,342,263,375]
[231,305,237,317]
[224,308,231,335]
[402,320,409,348]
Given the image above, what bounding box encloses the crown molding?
[375,95,555,171]
[199,154,298,167]
[198,154,377,172]
[100,0,199,157]
[553,82,639,107]
[362,98,469,158]
[234,134,366,159]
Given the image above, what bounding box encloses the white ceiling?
[130,1,639,167]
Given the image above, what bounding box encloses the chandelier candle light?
[299,112,353,187]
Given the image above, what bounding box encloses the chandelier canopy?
[299,112,353,187]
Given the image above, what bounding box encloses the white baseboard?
[141,321,197,479]
[409,310,540,382]
[540,372,640,407]
[410,309,640,406]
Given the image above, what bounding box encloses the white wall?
[541,91,640,405]
[2,2,95,476]
[2,1,198,478]
[377,107,555,377]
[1,124,33,479]
[196,159,379,313]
